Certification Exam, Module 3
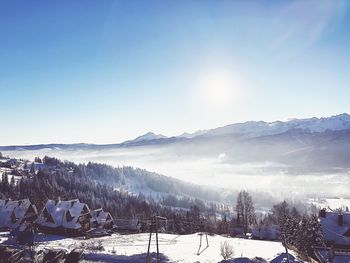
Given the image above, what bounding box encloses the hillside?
[1,114,350,198]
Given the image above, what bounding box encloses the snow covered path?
[32,233,301,263]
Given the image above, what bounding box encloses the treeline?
[0,155,325,253]
[258,200,324,260]
[74,161,223,202]
[0,156,228,234]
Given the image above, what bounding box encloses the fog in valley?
[4,140,349,202]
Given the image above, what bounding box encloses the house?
[252,223,280,240]
[0,199,38,230]
[25,162,47,173]
[36,199,91,236]
[0,159,18,169]
[113,218,141,233]
[90,208,114,229]
[318,209,350,250]
[315,247,350,263]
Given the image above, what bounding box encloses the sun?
[195,70,238,110]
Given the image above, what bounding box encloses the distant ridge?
[180,113,350,139]
[122,132,167,144]
[1,113,349,150]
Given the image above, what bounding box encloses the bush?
[80,240,105,251]
[220,241,234,260]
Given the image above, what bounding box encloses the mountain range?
[1,113,350,150]
[1,113,350,175]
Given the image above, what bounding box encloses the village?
[0,155,350,262]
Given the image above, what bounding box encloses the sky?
[1,0,350,145]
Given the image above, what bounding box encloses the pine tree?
[30,163,35,174]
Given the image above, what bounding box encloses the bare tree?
[220,241,234,260]
[236,190,255,235]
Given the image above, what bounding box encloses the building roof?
[90,208,113,226]
[37,199,90,230]
[320,211,350,246]
[0,199,37,228]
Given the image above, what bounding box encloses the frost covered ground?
[28,232,302,262]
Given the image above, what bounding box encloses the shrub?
[220,241,234,260]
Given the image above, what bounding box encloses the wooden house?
[36,199,91,236]
[0,199,38,230]
[318,209,350,249]
[90,208,114,229]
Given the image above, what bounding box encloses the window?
[11,212,17,223]
[66,211,74,222]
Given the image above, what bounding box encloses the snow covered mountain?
[122,132,168,144]
[1,113,350,194]
[1,113,349,151]
[180,113,350,139]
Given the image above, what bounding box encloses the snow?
[37,199,89,229]
[310,197,350,210]
[181,113,350,139]
[30,233,301,262]
[124,132,167,144]
[0,199,35,228]
[0,232,9,244]
[319,211,350,246]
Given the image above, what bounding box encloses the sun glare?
[195,70,238,110]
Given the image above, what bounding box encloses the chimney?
[319,209,326,218]
[338,213,344,226]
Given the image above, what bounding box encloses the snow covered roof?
[319,211,350,246]
[37,199,91,230]
[0,199,37,228]
[90,208,113,226]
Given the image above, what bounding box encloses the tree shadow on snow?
[220,257,267,263]
[220,253,303,263]
[34,234,68,243]
[270,253,303,263]
[84,252,170,262]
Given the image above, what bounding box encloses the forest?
[0,155,324,259]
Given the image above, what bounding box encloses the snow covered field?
[310,197,350,210]
[30,233,302,262]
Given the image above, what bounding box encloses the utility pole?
[146,222,152,263]
[282,235,291,263]
[155,215,160,263]
[146,215,167,263]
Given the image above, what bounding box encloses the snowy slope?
[122,132,168,144]
[180,113,350,139]
[31,233,303,263]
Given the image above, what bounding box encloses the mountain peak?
[128,132,167,143]
[178,113,350,139]
[332,113,350,120]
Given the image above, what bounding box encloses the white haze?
[5,146,350,200]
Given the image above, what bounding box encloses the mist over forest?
[3,115,350,201]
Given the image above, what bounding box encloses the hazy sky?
[1,0,350,145]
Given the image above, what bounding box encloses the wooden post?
[155,215,160,263]
[146,215,167,263]
[282,235,290,263]
[146,222,153,263]
[197,233,203,255]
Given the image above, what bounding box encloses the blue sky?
[1,0,350,145]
